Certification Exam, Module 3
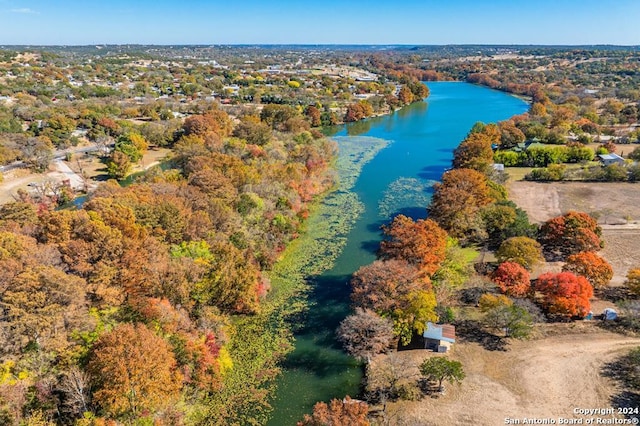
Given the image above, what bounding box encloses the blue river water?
[267,82,528,425]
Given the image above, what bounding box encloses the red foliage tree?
[379,215,447,276]
[562,251,613,289]
[535,272,593,318]
[493,262,531,297]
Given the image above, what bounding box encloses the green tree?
[496,236,544,271]
[419,357,465,392]
[481,297,533,339]
[106,150,131,180]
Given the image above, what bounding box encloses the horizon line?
[1,43,640,48]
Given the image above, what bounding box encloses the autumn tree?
[344,103,365,122]
[397,85,414,105]
[493,262,531,297]
[379,215,447,276]
[452,132,495,173]
[297,396,369,426]
[0,265,87,354]
[88,323,181,420]
[562,251,613,289]
[350,260,437,345]
[496,236,544,271]
[114,133,146,163]
[535,272,593,318]
[498,120,526,149]
[191,241,260,314]
[183,110,233,138]
[350,260,423,313]
[106,150,131,180]
[625,269,640,296]
[304,105,322,127]
[539,211,603,257]
[260,104,299,130]
[419,357,465,392]
[427,168,494,240]
[337,308,395,362]
[233,119,272,146]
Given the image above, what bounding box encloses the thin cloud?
[10,7,38,14]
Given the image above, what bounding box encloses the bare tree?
[337,308,395,363]
[58,367,91,418]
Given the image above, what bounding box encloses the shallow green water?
[267,82,528,425]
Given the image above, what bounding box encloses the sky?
[0,0,638,46]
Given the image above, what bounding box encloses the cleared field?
[379,325,640,426]
[508,181,640,284]
[0,148,171,205]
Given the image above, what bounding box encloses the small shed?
[598,153,625,166]
[602,308,618,321]
[423,322,456,353]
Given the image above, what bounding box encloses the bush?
[525,164,566,181]
[397,382,422,401]
[494,150,520,167]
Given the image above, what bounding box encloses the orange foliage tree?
[539,211,603,257]
[493,262,531,297]
[427,168,494,240]
[350,259,423,313]
[535,272,593,318]
[88,323,182,419]
[452,132,495,173]
[297,396,369,426]
[562,251,613,289]
[379,215,447,276]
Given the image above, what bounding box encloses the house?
[423,322,456,353]
[512,138,545,153]
[598,153,625,166]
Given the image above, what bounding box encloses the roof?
[598,153,624,161]
[423,322,456,343]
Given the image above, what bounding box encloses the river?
[267,82,528,425]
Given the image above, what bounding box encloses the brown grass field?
[378,324,640,426]
[508,180,640,284]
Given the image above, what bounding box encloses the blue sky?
[0,0,638,45]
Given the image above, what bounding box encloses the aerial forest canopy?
[0,103,337,424]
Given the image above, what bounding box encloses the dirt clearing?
[381,326,640,425]
[508,181,640,284]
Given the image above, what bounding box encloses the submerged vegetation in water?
[201,136,389,424]
[378,177,437,219]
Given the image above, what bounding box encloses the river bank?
[267,82,529,424]
[198,136,389,425]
